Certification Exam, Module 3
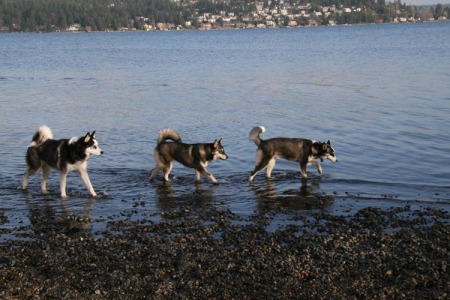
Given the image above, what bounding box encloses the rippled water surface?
[1,23,449,237]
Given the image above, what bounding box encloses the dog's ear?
[91,131,96,139]
[327,140,331,145]
[84,132,91,143]
[322,143,328,151]
[213,139,219,148]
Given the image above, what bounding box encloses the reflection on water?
[25,196,94,238]
[251,177,334,214]
[154,181,216,214]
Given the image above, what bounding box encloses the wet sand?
[1,203,448,299]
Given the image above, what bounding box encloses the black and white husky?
[22,125,103,198]
[249,126,337,181]
[148,129,228,184]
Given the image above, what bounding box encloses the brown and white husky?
[148,129,228,184]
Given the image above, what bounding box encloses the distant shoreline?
[1,19,448,34]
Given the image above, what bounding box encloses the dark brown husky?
[249,126,337,181]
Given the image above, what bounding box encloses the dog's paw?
[93,192,108,199]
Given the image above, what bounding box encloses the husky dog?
[249,126,337,181]
[148,129,228,184]
[22,125,103,198]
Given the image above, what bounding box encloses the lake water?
[1,22,450,238]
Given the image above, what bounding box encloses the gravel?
[1,205,449,299]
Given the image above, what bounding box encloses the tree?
[429,6,435,19]
[434,4,443,19]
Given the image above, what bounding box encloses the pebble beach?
[1,201,448,299]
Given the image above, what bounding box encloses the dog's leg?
[299,162,308,179]
[22,171,29,190]
[78,169,97,197]
[265,158,276,178]
[249,152,271,181]
[60,171,68,198]
[162,162,173,182]
[195,169,202,182]
[23,148,40,190]
[22,166,38,190]
[41,164,51,194]
[148,167,160,180]
[200,168,219,184]
[148,152,161,180]
[308,160,322,175]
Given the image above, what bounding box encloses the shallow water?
[1,23,450,239]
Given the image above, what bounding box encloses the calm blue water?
[1,23,450,237]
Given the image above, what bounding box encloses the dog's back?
[259,137,314,162]
[250,126,313,160]
[155,128,191,166]
[160,143,210,168]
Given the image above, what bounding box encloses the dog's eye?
[93,146,97,149]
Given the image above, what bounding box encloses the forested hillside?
[0,0,448,32]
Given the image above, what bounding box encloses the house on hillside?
[66,24,81,32]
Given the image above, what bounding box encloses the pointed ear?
[213,139,219,148]
[322,143,328,151]
[327,140,331,145]
[84,132,91,143]
[91,131,96,139]
[218,138,222,144]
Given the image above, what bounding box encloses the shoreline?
[1,204,448,299]
[1,19,448,34]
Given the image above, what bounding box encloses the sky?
[403,0,449,5]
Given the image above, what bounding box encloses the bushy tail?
[157,128,182,145]
[29,125,53,147]
[249,126,265,146]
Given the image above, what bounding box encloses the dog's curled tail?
[29,125,53,147]
[249,126,265,146]
[157,128,182,145]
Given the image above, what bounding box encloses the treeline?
[0,0,185,31]
[0,0,249,31]
[0,0,448,32]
